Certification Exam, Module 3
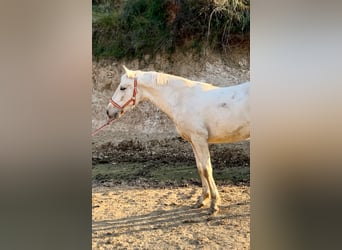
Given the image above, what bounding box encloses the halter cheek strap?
[110,78,138,113]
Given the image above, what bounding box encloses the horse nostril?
[106,109,109,117]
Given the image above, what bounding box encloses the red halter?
[110,78,138,113]
[92,78,138,136]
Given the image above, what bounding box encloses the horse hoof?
[193,198,210,209]
[192,202,204,209]
[208,206,220,215]
[208,209,219,215]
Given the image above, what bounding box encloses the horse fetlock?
[214,195,221,204]
[209,205,220,215]
[209,196,221,214]
[194,194,210,208]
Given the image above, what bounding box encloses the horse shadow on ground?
[92,201,250,239]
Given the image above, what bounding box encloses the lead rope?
[91,119,115,136]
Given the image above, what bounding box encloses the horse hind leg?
[191,137,220,214]
[191,149,211,208]
[203,160,221,214]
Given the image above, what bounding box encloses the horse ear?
[123,65,129,73]
[123,65,135,78]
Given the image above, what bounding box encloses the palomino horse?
[106,66,250,214]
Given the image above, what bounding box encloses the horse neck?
[138,72,184,120]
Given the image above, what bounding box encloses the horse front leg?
[191,143,211,208]
[191,137,221,214]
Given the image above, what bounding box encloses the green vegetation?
[93,163,250,186]
[93,0,250,59]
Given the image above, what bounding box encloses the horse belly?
[207,122,250,143]
[205,105,250,143]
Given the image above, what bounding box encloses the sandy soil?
[92,185,250,249]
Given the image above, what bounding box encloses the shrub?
[93,0,249,59]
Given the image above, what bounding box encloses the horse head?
[106,66,140,120]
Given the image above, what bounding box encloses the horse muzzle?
[106,104,121,120]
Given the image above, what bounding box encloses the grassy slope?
[93,163,250,186]
[93,0,250,59]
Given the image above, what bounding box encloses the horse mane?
[155,72,173,85]
[128,70,216,89]
[154,71,215,88]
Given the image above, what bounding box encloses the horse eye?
[120,86,126,91]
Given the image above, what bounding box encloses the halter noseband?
[110,78,138,113]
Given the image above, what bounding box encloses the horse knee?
[202,167,212,179]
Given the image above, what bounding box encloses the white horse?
[106,66,250,214]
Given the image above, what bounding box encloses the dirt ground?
[92,185,250,249]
